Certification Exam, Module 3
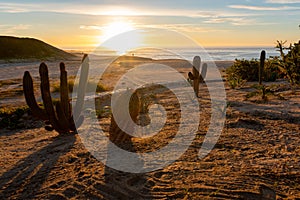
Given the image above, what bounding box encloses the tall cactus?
[188,56,207,97]
[259,50,266,85]
[73,54,89,122]
[23,55,89,134]
[23,71,48,120]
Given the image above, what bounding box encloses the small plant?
[96,106,111,118]
[0,106,29,129]
[91,82,107,93]
[246,84,268,101]
[245,50,279,102]
[227,74,246,89]
[246,84,285,102]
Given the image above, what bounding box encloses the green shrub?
[0,106,29,129]
[52,79,107,93]
[226,58,280,84]
[95,83,107,93]
[227,75,246,89]
[273,40,300,85]
[52,79,74,93]
[226,59,259,82]
[245,84,285,102]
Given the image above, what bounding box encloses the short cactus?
[23,55,88,134]
[109,90,141,145]
[259,50,266,85]
[188,56,207,97]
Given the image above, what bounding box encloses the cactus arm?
[200,63,207,83]
[23,71,48,120]
[193,56,201,77]
[73,54,89,122]
[39,63,65,133]
[188,72,194,80]
[193,56,201,97]
[59,62,71,119]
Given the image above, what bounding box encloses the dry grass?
[0,79,23,100]
[51,77,107,93]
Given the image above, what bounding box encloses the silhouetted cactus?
[23,71,48,120]
[23,55,88,134]
[109,90,140,145]
[188,56,207,97]
[259,50,266,85]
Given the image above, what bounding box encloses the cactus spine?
[188,56,207,97]
[23,55,89,134]
[259,50,266,85]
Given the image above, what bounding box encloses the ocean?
[0,46,281,80]
[70,46,281,62]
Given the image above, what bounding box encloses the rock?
[259,185,276,200]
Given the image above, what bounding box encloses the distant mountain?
[0,36,76,62]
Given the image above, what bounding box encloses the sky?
[0,0,299,49]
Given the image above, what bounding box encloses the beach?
[0,56,300,199]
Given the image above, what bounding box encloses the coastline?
[0,57,233,108]
[0,57,234,81]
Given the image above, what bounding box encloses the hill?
[0,36,76,62]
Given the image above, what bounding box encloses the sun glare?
[99,19,143,55]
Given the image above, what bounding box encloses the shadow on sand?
[0,134,76,200]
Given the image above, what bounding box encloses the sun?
[99,19,143,55]
[99,20,142,55]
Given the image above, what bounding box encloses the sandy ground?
[0,58,300,199]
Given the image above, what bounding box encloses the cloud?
[0,2,261,18]
[140,24,226,33]
[79,25,104,30]
[202,16,278,26]
[266,0,300,3]
[79,23,228,34]
[203,17,255,26]
[229,4,300,10]
[0,3,39,13]
[0,24,31,34]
